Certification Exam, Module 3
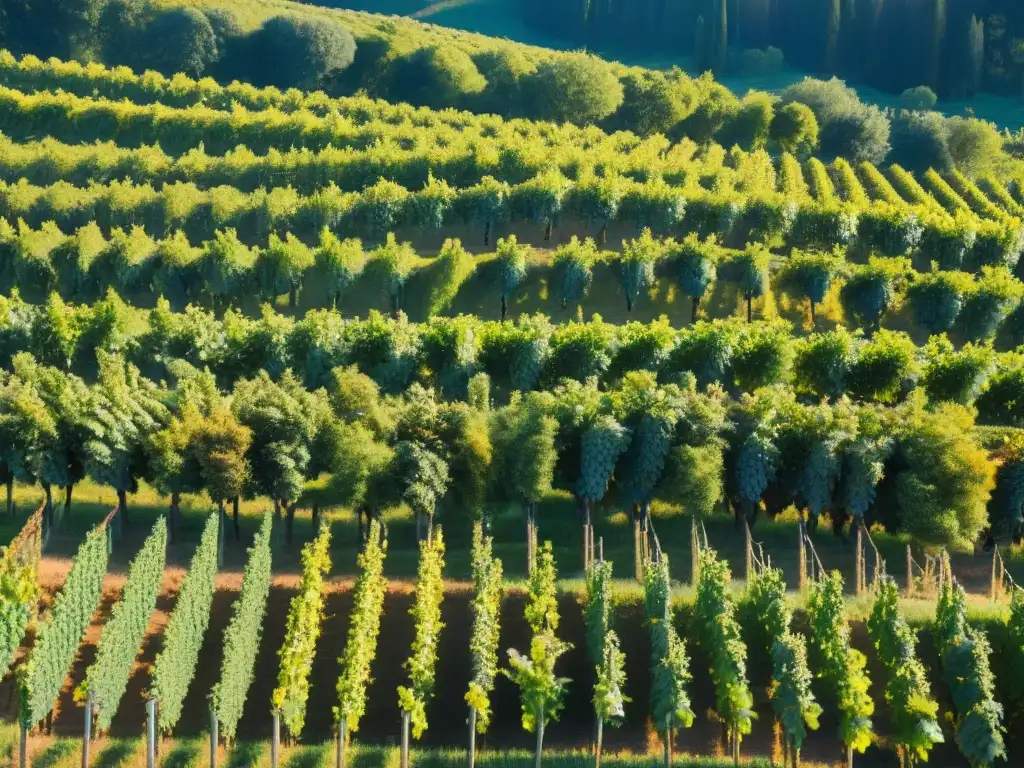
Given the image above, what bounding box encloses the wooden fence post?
[271,710,280,768]
[744,519,753,584]
[798,516,807,592]
[82,693,93,768]
[209,708,218,768]
[992,547,998,602]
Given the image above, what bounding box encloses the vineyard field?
[0,549,1016,766]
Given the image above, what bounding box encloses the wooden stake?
[19,721,26,768]
[992,547,998,602]
[146,700,157,768]
[905,544,913,599]
[401,710,410,768]
[798,516,807,592]
[744,517,753,584]
[209,708,218,768]
[468,708,476,768]
[271,711,280,768]
[82,694,93,768]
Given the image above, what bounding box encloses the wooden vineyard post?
[664,713,672,767]
[82,693,93,768]
[19,720,26,768]
[905,544,913,599]
[146,699,157,768]
[798,516,807,592]
[209,707,218,768]
[271,711,280,768]
[854,520,863,596]
[400,710,410,768]
[337,716,346,768]
[690,517,699,587]
[992,547,998,602]
[468,707,477,768]
[744,518,753,584]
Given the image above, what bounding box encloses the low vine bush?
[211,510,273,742]
[79,517,167,730]
[149,512,219,735]
[273,522,332,740]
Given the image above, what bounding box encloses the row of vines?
[4,497,1024,767]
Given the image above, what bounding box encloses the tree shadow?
[227,740,265,768]
[283,742,331,768]
[95,740,138,768]
[160,739,200,768]
[31,740,77,768]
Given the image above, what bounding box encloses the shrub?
[524,54,624,124]
[135,8,218,78]
[249,15,356,90]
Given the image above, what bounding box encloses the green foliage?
[585,559,613,668]
[466,522,503,732]
[891,402,994,549]
[488,392,558,507]
[429,238,476,316]
[770,102,820,155]
[921,337,994,405]
[335,519,388,734]
[371,233,417,311]
[526,541,559,634]
[317,230,365,307]
[770,631,822,753]
[806,572,873,753]
[19,522,108,725]
[593,630,629,728]
[776,250,843,312]
[935,576,1005,766]
[1007,589,1024,708]
[149,512,219,734]
[907,268,975,334]
[743,567,790,663]
[495,234,529,304]
[249,15,356,90]
[525,54,624,124]
[0,534,38,682]
[867,578,943,763]
[81,518,167,730]
[693,548,754,744]
[618,229,663,312]
[792,327,853,400]
[643,557,694,734]
[504,542,570,735]
[718,244,770,304]
[211,511,273,741]
[398,530,446,739]
[274,524,331,739]
[839,257,911,331]
[552,236,598,310]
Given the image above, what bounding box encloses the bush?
[780,78,890,163]
[524,54,624,124]
[770,102,819,155]
[716,92,775,150]
[249,15,356,90]
[739,47,784,74]
[889,110,953,173]
[900,86,938,111]
[613,69,699,137]
[945,117,1004,178]
[135,8,218,78]
[390,45,487,110]
[472,48,535,117]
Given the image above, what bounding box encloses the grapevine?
[211,510,273,742]
[149,512,219,735]
[398,529,446,740]
[19,520,108,726]
[80,517,167,730]
[335,519,387,743]
[466,522,503,734]
[274,522,332,740]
